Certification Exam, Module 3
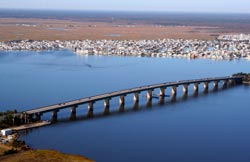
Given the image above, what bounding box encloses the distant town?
[0,34,250,61]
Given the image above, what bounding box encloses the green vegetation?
[233,72,250,83]
[243,74,250,83]
[0,110,22,129]
[3,148,18,156]
[0,138,29,156]
[10,139,30,151]
[0,150,94,162]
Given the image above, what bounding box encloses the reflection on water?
[1,50,250,162]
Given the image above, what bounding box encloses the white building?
[1,129,12,136]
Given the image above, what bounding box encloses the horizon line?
[1,8,250,15]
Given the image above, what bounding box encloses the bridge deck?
[24,76,243,115]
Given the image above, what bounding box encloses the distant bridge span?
[22,75,244,123]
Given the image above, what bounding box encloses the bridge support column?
[183,84,188,94]
[214,81,218,88]
[223,80,228,88]
[119,95,125,106]
[104,98,110,115]
[119,95,125,112]
[23,113,28,124]
[228,79,235,86]
[70,105,77,120]
[134,92,140,103]
[88,102,94,118]
[204,82,209,92]
[159,87,167,105]
[70,106,77,115]
[147,89,153,101]
[52,110,58,122]
[133,92,140,110]
[159,87,166,104]
[194,83,199,93]
[24,113,33,124]
[160,87,166,96]
[213,81,219,91]
[35,113,42,121]
[172,86,177,96]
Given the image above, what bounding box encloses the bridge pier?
[51,110,59,122]
[104,98,110,115]
[24,113,33,124]
[194,83,199,93]
[172,86,178,96]
[159,87,166,104]
[222,80,228,88]
[204,82,209,92]
[88,102,94,117]
[35,113,42,121]
[70,105,77,120]
[70,106,77,115]
[212,81,218,91]
[23,113,28,124]
[160,87,166,96]
[133,92,140,103]
[119,95,125,112]
[147,89,153,101]
[228,79,235,86]
[214,81,219,88]
[119,95,125,106]
[183,84,189,94]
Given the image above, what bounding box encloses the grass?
[0,149,94,162]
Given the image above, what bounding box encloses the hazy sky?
[1,0,250,13]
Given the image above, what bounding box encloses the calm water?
[0,50,250,162]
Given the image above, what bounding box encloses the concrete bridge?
[22,75,244,123]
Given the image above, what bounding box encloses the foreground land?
[0,144,11,156]
[0,145,93,162]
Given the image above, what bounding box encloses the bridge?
[22,75,244,123]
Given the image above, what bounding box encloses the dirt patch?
[0,144,12,156]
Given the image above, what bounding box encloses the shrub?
[3,148,18,155]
